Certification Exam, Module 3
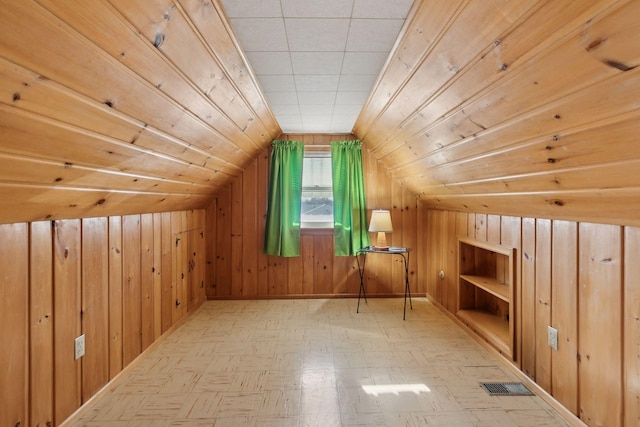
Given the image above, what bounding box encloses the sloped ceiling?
[1,0,639,226]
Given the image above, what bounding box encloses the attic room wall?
[205,133,427,299]
[426,209,640,427]
[0,209,206,427]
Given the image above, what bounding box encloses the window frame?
[300,146,333,230]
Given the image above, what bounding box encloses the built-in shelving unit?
[457,237,516,360]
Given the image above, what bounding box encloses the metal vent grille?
[480,382,534,396]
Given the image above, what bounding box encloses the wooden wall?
[0,209,206,427]
[0,0,280,225]
[426,209,638,427]
[356,0,640,227]
[205,133,428,299]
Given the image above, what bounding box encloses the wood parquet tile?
[65,298,571,426]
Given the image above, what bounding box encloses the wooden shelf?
[457,309,511,357]
[457,237,515,360]
[460,274,509,302]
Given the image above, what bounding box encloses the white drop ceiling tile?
[267,91,299,105]
[230,18,288,51]
[333,104,365,115]
[341,52,389,74]
[336,91,370,104]
[338,74,378,91]
[246,52,293,75]
[352,0,414,19]
[297,91,337,105]
[295,75,340,92]
[346,19,404,51]
[258,75,296,92]
[221,0,282,18]
[291,52,344,74]
[300,104,334,115]
[271,104,301,115]
[285,19,350,51]
[282,0,354,18]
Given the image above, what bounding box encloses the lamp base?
[373,231,389,251]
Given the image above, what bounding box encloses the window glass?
[301,150,333,228]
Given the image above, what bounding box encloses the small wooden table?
[355,246,412,320]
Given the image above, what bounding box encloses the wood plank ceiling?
[1,0,639,226]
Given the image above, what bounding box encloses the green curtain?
[331,140,370,256]
[263,140,304,257]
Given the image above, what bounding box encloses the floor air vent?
[480,382,534,396]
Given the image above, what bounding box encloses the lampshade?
[369,210,392,249]
[369,210,393,232]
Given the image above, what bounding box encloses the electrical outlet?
[74,334,85,360]
[548,326,558,351]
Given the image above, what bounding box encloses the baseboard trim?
[207,293,427,300]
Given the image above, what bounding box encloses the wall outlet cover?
[547,326,558,351]
[75,334,85,360]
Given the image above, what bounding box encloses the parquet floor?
[66,298,570,426]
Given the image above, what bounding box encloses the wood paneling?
[30,221,54,426]
[551,221,578,414]
[356,0,640,227]
[428,208,640,426]
[0,209,205,426]
[0,223,29,427]
[578,223,622,426]
[0,0,279,225]
[53,219,82,424]
[81,217,110,401]
[624,226,640,426]
[206,134,425,299]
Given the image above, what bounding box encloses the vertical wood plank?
[152,212,163,340]
[535,219,552,392]
[108,216,123,378]
[467,213,476,238]
[122,214,142,367]
[551,220,578,415]
[475,213,487,241]
[171,211,186,321]
[578,223,622,427]
[624,226,640,426]
[267,255,288,295]
[521,218,536,379]
[231,175,244,296]
[288,246,304,295]
[81,217,109,401]
[487,214,501,244]
[53,219,82,424]
[242,160,258,297]
[160,212,173,333]
[256,148,270,296]
[444,211,458,312]
[301,234,315,295]
[416,200,427,295]
[30,221,54,427]
[216,187,232,296]
[313,235,334,295]
[140,213,154,351]
[426,209,441,300]
[501,216,521,366]
[0,223,29,427]
[205,200,217,299]
[194,212,207,305]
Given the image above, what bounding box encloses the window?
[301,149,333,228]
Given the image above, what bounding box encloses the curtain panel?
[331,140,370,256]
[263,140,304,257]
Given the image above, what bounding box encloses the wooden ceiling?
[1,0,639,226]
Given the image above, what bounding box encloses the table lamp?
[369,209,393,250]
